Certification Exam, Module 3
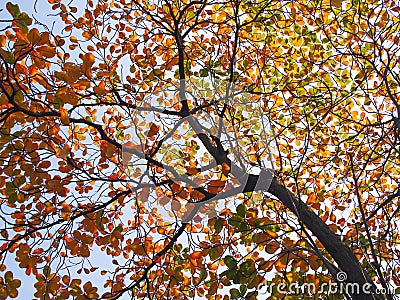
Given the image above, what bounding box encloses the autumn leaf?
[0,35,6,47]
[331,0,342,8]
[190,189,205,201]
[138,188,150,202]
[60,107,70,125]
[207,180,225,194]
[123,141,142,152]
[6,2,20,17]
[146,123,160,138]
[27,28,41,44]
[82,53,95,78]
[221,162,230,176]
[0,1,398,300]
[93,80,106,95]
[185,166,200,175]
[37,45,56,58]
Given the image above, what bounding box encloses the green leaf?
[199,69,208,77]
[228,215,242,228]
[239,260,255,277]
[199,268,207,281]
[236,204,246,217]
[268,224,280,232]
[14,90,24,103]
[229,288,240,299]
[18,12,32,25]
[209,246,223,260]
[114,226,123,233]
[4,271,14,283]
[153,69,162,76]
[16,12,32,33]
[54,71,67,81]
[4,51,15,64]
[6,2,20,17]
[240,284,247,295]
[224,255,237,269]
[246,290,258,298]
[226,270,241,284]
[173,255,184,265]
[214,218,223,233]
[8,192,17,204]
[43,265,51,277]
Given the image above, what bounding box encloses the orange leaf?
[207,180,225,194]
[0,34,6,47]
[221,162,230,176]
[38,161,51,169]
[60,108,70,125]
[331,0,342,8]
[123,141,142,153]
[37,45,56,58]
[186,166,200,175]
[171,182,181,193]
[177,188,189,199]
[93,80,106,95]
[190,251,202,259]
[82,53,95,78]
[190,190,205,201]
[158,195,170,206]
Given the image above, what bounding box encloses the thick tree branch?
[267,178,384,300]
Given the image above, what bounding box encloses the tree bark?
[267,178,384,300]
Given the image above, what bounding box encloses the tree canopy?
[0,0,400,299]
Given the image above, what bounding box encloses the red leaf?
[147,123,159,138]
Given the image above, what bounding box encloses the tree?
[0,0,399,299]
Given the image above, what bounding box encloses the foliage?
[0,0,400,299]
